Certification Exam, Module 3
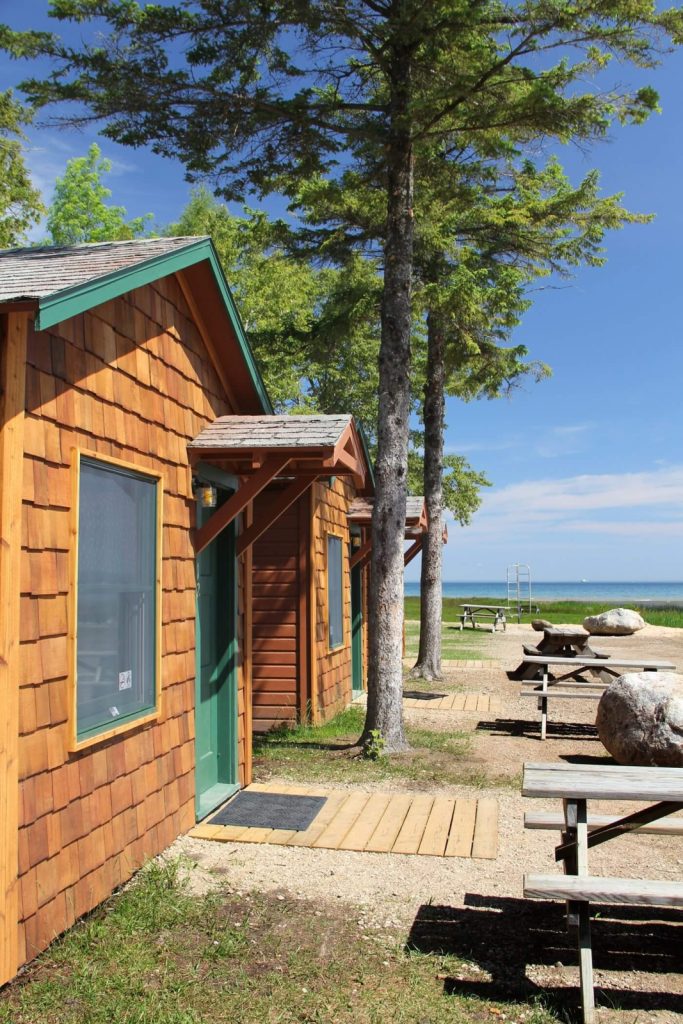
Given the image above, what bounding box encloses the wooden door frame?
[194,478,239,820]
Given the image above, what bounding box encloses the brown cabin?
[187,416,375,734]
[0,237,378,984]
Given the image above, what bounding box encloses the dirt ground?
[169,622,683,1024]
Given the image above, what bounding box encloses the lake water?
[404,581,683,604]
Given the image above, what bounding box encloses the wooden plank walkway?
[402,692,502,713]
[401,659,501,670]
[190,783,498,859]
[353,691,502,714]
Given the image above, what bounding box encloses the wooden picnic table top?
[461,603,507,612]
[543,626,589,638]
[523,762,683,803]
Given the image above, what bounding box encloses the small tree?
[46,143,151,244]
[0,89,43,247]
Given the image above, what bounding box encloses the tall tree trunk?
[362,48,414,754]
[410,308,445,680]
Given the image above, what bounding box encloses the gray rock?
[597,672,683,767]
[583,608,645,635]
[531,619,553,632]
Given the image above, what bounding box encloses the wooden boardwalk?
[354,690,502,714]
[191,783,498,859]
[402,692,502,713]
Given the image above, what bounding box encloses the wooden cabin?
[247,488,430,733]
[188,417,374,733]
[0,236,277,980]
[0,236,377,982]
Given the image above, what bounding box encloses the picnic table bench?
[459,604,507,632]
[519,655,677,739]
[522,762,683,1024]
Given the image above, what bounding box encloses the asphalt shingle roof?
[0,236,206,303]
[189,414,353,450]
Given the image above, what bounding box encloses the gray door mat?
[210,791,327,831]
[402,690,448,701]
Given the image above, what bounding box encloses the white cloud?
[553,423,593,436]
[534,422,594,458]
[454,465,683,539]
[561,519,683,537]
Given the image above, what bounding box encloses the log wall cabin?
[0,236,276,983]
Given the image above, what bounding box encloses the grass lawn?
[405,596,683,629]
[253,705,504,790]
[404,618,487,660]
[0,861,559,1024]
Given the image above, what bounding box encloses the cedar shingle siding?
[16,275,245,966]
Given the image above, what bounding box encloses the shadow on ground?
[476,717,599,741]
[406,895,682,1020]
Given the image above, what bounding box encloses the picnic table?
[522,761,683,1023]
[459,604,507,632]
[518,626,606,680]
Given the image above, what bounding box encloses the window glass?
[327,534,344,649]
[76,457,157,739]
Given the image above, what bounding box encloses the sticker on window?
[108,706,121,718]
[118,670,132,691]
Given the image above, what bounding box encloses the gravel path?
[164,622,683,1023]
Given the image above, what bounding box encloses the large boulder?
[597,672,683,766]
[583,608,645,635]
[531,618,553,632]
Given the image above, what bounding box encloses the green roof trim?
[35,237,273,415]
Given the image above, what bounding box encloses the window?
[327,533,344,649]
[74,455,160,744]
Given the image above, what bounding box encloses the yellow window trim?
[324,527,347,653]
[67,447,164,753]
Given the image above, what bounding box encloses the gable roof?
[0,235,273,414]
[348,494,427,529]
[189,413,372,495]
[189,414,353,452]
[0,237,198,302]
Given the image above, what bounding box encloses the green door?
[351,563,364,696]
[195,491,239,819]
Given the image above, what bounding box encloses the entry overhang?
[189,415,370,555]
[347,495,432,570]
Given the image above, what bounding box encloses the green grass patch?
[0,860,561,1024]
[405,596,683,629]
[253,705,501,790]
[404,619,487,661]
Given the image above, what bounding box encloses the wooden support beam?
[194,454,290,555]
[333,446,363,475]
[241,501,253,787]
[350,537,372,570]
[236,475,320,557]
[404,537,423,567]
[0,312,28,985]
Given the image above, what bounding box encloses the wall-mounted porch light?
[192,478,217,509]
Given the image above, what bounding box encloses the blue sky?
[2,2,683,583]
